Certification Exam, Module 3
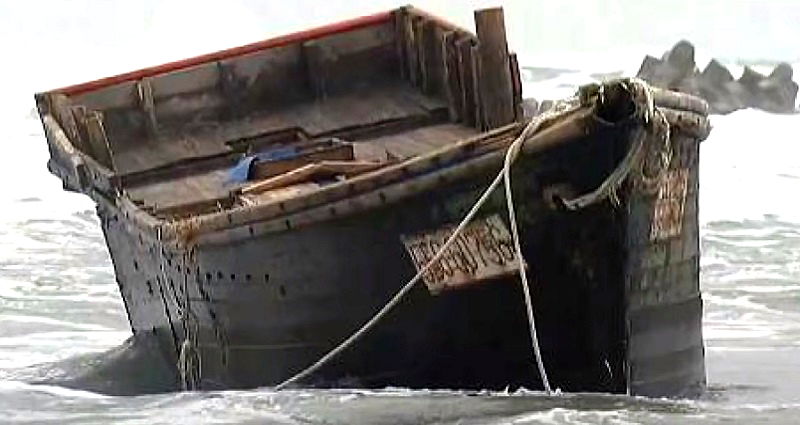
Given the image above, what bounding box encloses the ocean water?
[1,1,799,423]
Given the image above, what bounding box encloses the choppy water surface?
[1,1,799,423]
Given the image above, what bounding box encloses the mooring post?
[474,7,515,129]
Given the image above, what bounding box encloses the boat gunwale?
[39,98,710,246]
[42,10,397,97]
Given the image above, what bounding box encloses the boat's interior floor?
[121,83,480,218]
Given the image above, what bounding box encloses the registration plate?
[401,214,521,294]
[650,169,689,241]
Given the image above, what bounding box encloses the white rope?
[502,117,555,394]
[274,106,572,391]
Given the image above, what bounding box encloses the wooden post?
[474,8,515,129]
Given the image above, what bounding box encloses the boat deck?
[120,83,479,217]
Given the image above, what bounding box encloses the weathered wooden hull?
[96,117,704,396]
[35,5,708,398]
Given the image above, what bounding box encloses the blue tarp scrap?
[227,147,299,183]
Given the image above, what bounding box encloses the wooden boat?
[35,6,711,397]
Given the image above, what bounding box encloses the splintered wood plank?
[474,8,515,129]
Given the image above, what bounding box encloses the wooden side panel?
[420,20,444,96]
[624,133,705,397]
[470,43,484,129]
[85,111,115,170]
[303,23,397,98]
[441,31,462,122]
[71,81,137,111]
[150,63,220,100]
[456,38,478,127]
[222,44,308,110]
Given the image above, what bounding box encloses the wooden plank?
[85,111,116,170]
[47,93,91,155]
[412,16,425,89]
[508,52,523,121]
[403,12,420,86]
[441,31,463,122]
[241,160,387,195]
[456,38,477,127]
[392,9,408,80]
[68,105,92,154]
[136,78,158,136]
[250,141,355,180]
[470,42,484,129]
[303,23,396,98]
[420,19,443,96]
[474,8,515,128]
